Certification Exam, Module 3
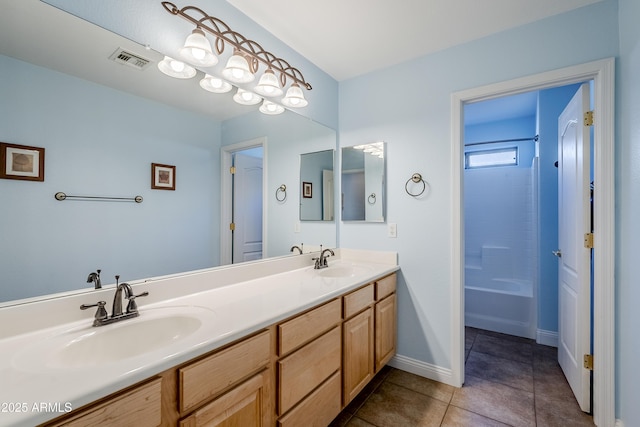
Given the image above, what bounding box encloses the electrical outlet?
[294,221,301,233]
[388,223,397,238]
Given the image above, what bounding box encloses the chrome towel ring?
[367,193,377,204]
[405,173,426,197]
[275,184,287,202]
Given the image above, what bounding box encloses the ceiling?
[227,0,604,82]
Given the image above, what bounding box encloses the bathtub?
[465,278,535,339]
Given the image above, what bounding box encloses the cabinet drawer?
[179,330,270,414]
[179,370,270,427]
[48,378,162,427]
[278,298,341,356]
[376,274,396,300]
[278,326,341,415]
[343,283,374,318]
[277,372,341,427]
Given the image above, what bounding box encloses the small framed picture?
[0,142,45,182]
[302,181,312,198]
[151,163,175,190]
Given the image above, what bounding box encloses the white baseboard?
[536,329,558,347]
[388,354,456,387]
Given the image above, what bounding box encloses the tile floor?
[330,327,594,427]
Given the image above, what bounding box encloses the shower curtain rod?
[464,135,538,147]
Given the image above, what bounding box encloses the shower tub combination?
[465,276,535,339]
[464,246,536,339]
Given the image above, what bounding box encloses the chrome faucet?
[86,269,101,289]
[80,275,149,327]
[112,278,133,317]
[290,244,303,254]
[313,246,335,269]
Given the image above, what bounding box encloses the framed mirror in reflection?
[299,150,335,221]
[0,1,337,304]
[341,142,386,222]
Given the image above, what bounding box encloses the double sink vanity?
[0,248,398,426]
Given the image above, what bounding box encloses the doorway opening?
[452,58,615,427]
[220,137,267,265]
[463,83,593,414]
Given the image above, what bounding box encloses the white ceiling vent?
[109,48,152,70]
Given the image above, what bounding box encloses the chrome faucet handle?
[126,291,149,313]
[80,301,108,325]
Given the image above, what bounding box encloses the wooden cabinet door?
[179,370,270,427]
[343,307,374,404]
[375,294,397,371]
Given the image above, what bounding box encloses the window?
[465,147,518,169]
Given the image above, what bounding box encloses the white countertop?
[0,249,398,426]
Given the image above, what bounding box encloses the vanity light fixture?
[259,100,285,115]
[179,28,217,67]
[281,83,308,108]
[162,1,312,112]
[222,50,255,83]
[199,74,232,93]
[233,88,262,106]
[354,142,385,158]
[157,55,196,79]
[254,69,283,97]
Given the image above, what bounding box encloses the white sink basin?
[314,262,371,278]
[14,306,215,370]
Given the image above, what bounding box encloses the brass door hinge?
[230,166,236,174]
[229,222,235,231]
[584,232,594,249]
[584,111,594,126]
[584,354,594,370]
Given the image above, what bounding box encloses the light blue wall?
[339,0,618,371]
[616,0,640,423]
[536,84,582,333]
[0,55,221,302]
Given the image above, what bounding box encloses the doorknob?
[552,250,562,257]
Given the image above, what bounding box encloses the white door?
[232,153,263,263]
[322,169,334,221]
[557,83,591,412]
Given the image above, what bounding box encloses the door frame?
[220,137,267,265]
[451,58,615,426]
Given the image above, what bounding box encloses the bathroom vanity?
[0,249,397,426]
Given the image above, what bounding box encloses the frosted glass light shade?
[233,88,262,105]
[157,56,196,79]
[200,74,232,93]
[281,83,308,108]
[259,100,285,115]
[254,69,283,97]
[222,53,254,83]
[180,28,217,67]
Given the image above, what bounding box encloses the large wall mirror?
[299,150,335,221]
[0,1,336,304]
[341,142,386,222]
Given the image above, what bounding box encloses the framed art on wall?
[302,181,312,198]
[151,163,176,190]
[0,142,45,182]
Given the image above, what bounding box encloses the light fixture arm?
[161,2,312,90]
